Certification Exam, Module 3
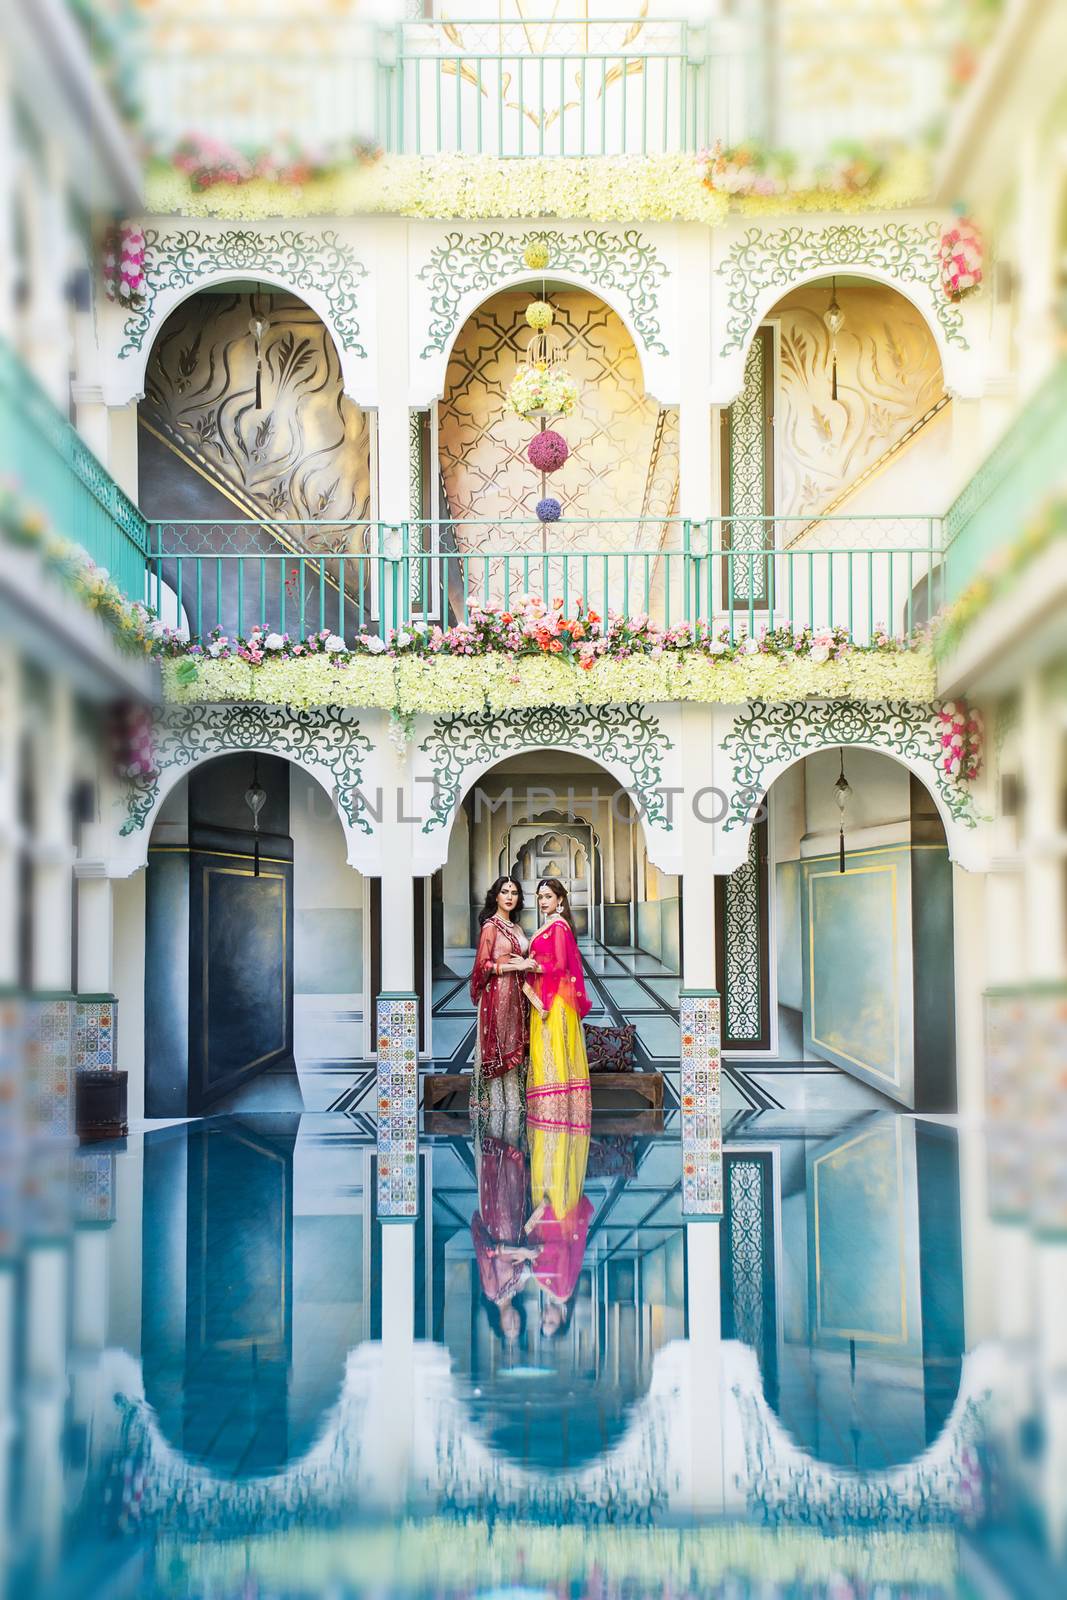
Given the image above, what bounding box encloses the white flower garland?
[162,647,936,712]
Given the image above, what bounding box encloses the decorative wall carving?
[118,228,369,360]
[119,705,372,836]
[439,289,676,553]
[774,283,945,520]
[722,826,762,1043]
[419,704,673,833]
[143,290,371,542]
[418,228,670,358]
[717,223,968,360]
[721,699,980,832]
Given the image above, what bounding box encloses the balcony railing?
[382,17,715,158]
[147,516,944,645]
[121,10,956,160]
[0,342,148,604]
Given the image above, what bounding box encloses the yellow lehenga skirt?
[527,995,591,1218]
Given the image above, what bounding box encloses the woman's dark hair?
[536,877,576,932]
[540,1289,578,1340]
[483,1291,527,1346]
[478,876,524,927]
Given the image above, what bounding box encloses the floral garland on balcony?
[158,595,937,714]
[152,133,382,193]
[143,147,929,224]
[0,487,159,657]
[933,499,1067,658]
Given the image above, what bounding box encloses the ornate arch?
[104,227,370,404]
[711,220,983,403]
[411,226,675,403]
[113,704,374,874]
[717,698,984,872]
[411,703,681,874]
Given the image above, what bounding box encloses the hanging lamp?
[824,277,845,402]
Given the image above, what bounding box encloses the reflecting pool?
[4,1110,1065,1598]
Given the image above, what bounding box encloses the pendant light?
[248,292,271,410]
[833,751,852,874]
[244,755,267,876]
[824,277,845,402]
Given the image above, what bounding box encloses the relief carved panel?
[143,290,371,555]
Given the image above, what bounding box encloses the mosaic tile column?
[984,985,1029,1222]
[679,989,723,1219]
[375,992,419,1220]
[1030,983,1067,1238]
[25,996,75,1139]
[73,997,117,1072]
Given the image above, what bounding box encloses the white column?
[379,745,416,993]
[22,1244,68,1580]
[375,220,412,527]
[105,403,140,503]
[676,230,713,521]
[0,644,19,988]
[1022,674,1065,981]
[952,864,987,1121]
[682,1223,727,1515]
[74,859,115,997]
[25,136,70,409]
[0,44,15,344]
[32,680,74,993]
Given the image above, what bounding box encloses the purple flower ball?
[528,430,569,473]
[536,497,562,523]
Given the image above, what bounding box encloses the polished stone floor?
[6,1103,1066,1599]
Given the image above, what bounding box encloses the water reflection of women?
[526,1120,593,1339]
[471,1120,538,1345]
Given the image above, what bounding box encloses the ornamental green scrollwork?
[721,699,979,831]
[717,222,967,357]
[119,704,373,835]
[118,229,369,359]
[417,228,669,359]
[419,704,672,833]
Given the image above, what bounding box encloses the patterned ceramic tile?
[25,998,75,1138]
[74,998,117,1073]
[1029,985,1067,1237]
[376,993,420,1219]
[72,1150,117,1225]
[984,987,1029,1222]
[679,989,723,1218]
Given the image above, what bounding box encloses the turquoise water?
[5,1110,1062,1598]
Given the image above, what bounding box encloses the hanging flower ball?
[536,497,562,523]
[527,430,569,472]
[525,299,554,331]
[506,365,578,420]
[523,239,551,271]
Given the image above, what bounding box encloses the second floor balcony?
[121,5,962,164]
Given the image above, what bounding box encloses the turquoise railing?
[381,17,713,157]
[147,516,943,644]
[1,342,148,604]
[943,358,1067,602]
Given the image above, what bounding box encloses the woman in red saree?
[469,876,530,1115]
[470,1118,537,1345]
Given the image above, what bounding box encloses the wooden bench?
[423,1071,663,1112]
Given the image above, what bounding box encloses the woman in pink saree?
[525,877,592,1129]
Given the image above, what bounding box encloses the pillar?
[0,644,18,989]
[32,679,73,995]
[682,1222,727,1515]
[376,738,419,1219]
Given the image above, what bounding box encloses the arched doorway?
[719,276,949,641]
[724,747,957,1111]
[427,282,678,620]
[430,750,682,1069]
[138,283,372,640]
[144,751,367,1115]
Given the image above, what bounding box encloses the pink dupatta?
[530,916,591,1020]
